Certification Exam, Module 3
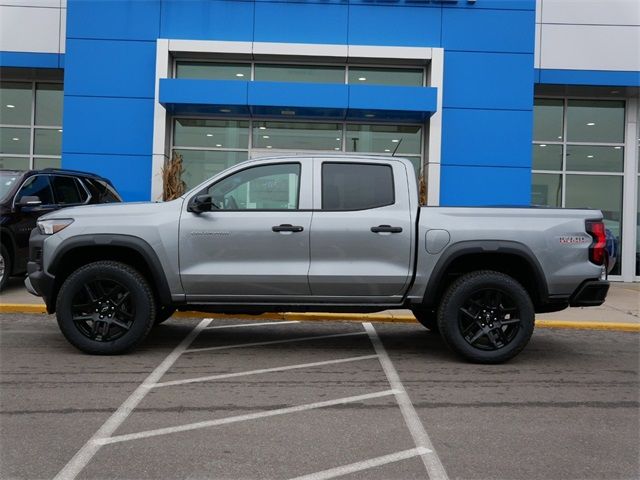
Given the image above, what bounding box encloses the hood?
[40,199,184,220]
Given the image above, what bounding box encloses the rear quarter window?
[321,162,394,210]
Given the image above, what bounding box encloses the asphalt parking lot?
[0,314,638,480]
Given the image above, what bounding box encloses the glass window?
[34,128,62,156]
[348,67,423,87]
[51,176,85,204]
[0,157,29,170]
[566,145,624,173]
[35,83,63,126]
[173,119,249,149]
[566,100,625,143]
[346,124,421,155]
[533,98,563,142]
[16,175,54,204]
[0,127,30,155]
[34,157,61,169]
[207,163,300,210]
[254,64,344,84]
[531,173,562,207]
[0,82,32,125]
[175,62,251,81]
[322,162,394,210]
[0,171,22,202]
[175,149,248,190]
[252,122,341,150]
[532,144,562,170]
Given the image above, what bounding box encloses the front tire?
[437,270,534,364]
[0,244,11,291]
[56,261,156,354]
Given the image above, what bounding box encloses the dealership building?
[0,0,639,281]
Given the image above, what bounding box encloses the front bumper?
[25,228,56,312]
[569,280,610,307]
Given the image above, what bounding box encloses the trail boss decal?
[559,235,590,245]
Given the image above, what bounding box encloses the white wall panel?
[540,24,640,71]
[59,7,66,53]
[0,6,60,53]
[534,23,541,68]
[541,0,640,27]
[0,0,61,7]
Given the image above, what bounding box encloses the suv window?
[51,176,86,205]
[93,179,121,203]
[16,175,54,205]
[322,162,394,210]
[207,163,300,210]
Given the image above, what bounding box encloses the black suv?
[0,169,122,290]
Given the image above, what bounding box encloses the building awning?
[159,79,437,122]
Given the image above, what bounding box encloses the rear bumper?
[570,280,609,307]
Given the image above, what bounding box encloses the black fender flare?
[422,240,549,306]
[49,234,173,307]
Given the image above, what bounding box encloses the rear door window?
[321,162,394,210]
[51,176,86,205]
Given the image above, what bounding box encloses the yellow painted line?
[1,303,638,332]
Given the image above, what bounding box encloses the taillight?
[586,220,606,266]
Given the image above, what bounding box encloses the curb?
[1,303,639,332]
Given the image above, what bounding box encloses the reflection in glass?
[346,124,421,155]
[254,64,344,84]
[34,157,61,169]
[348,67,423,87]
[531,173,561,207]
[533,98,563,142]
[35,83,63,126]
[566,145,623,173]
[176,62,251,81]
[252,122,341,150]
[532,144,562,170]
[566,174,623,275]
[174,149,247,190]
[0,127,30,155]
[174,119,249,149]
[567,100,625,143]
[0,82,32,125]
[34,129,62,156]
[0,156,29,170]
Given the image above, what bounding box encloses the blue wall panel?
[254,2,348,44]
[440,165,531,206]
[65,39,156,98]
[537,69,640,87]
[0,51,61,69]
[62,153,151,202]
[348,5,441,47]
[441,108,533,168]
[160,0,254,41]
[160,79,249,107]
[67,0,160,41]
[63,96,154,156]
[443,51,534,110]
[444,0,535,10]
[442,8,535,54]
[249,82,349,109]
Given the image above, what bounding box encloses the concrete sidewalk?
[1,276,638,327]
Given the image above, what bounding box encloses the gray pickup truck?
[26,155,609,363]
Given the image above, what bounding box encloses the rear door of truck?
[307,158,413,298]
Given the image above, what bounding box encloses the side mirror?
[188,194,214,213]
[16,195,42,210]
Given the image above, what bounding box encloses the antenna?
[391,138,403,156]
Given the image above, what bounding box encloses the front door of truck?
[179,160,312,301]
[308,159,413,300]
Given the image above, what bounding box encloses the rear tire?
[411,307,439,333]
[437,270,534,364]
[56,261,156,354]
[0,244,10,292]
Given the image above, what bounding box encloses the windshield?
[0,172,22,203]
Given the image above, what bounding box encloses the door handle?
[272,224,304,233]
[371,225,403,233]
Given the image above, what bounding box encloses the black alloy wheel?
[56,261,155,354]
[437,270,534,364]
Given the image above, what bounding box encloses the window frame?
[320,161,396,212]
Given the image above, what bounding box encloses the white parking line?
[96,389,399,445]
[204,320,300,329]
[153,354,378,388]
[288,447,431,480]
[53,318,213,480]
[363,322,449,480]
[185,331,366,353]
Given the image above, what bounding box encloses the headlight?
[37,219,74,235]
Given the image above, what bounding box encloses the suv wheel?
[0,245,10,291]
[56,261,156,354]
[411,307,439,333]
[437,270,534,364]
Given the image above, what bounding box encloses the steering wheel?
[225,195,239,210]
